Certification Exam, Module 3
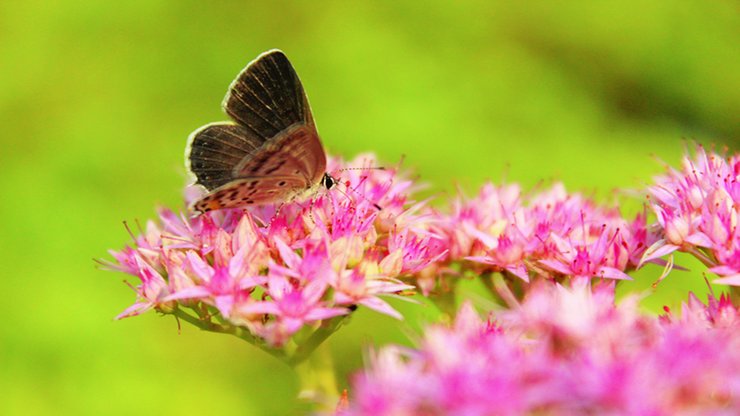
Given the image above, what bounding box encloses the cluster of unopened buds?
[103,146,740,413]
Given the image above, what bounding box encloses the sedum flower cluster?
[341,284,740,415]
[336,145,740,414]
[643,146,740,283]
[103,155,446,353]
[104,145,740,412]
[426,182,654,291]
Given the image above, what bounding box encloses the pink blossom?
[538,227,632,281]
[104,155,443,346]
[114,253,173,319]
[643,146,740,284]
[434,182,649,285]
[342,284,740,415]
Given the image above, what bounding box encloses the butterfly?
[185,49,335,213]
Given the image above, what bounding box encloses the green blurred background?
[1,1,737,414]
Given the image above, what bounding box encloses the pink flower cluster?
[342,283,740,415]
[425,182,654,293]
[103,155,447,346]
[643,146,740,284]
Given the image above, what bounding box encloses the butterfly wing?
[224,50,326,183]
[186,49,327,201]
[192,176,309,213]
[186,122,264,190]
[233,124,326,180]
[223,49,315,139]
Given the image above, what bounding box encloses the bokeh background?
[1,1,737,414]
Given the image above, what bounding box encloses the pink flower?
[332,268,412,320]
[164,249,265,319]
[342,284,740,415]
[104,155,445,347]
[663,289,740,329]
[237,275,347,345]
[465,229,530,281]
[643,146,740,284]
[435,182,647,285]
[539,227,632,281]
[442,182,521,260]
[114,253,174,319]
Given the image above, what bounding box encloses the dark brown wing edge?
[185,122,264,190]
[222,49,315,141]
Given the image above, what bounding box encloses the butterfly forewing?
[223,50,312,139]
[186,49,328,213]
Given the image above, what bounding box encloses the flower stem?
[730,286,740,305]
[172,307,288,362]
[686,246,717,268]
[288,314,349,367]
[491,273,520,309]
[294,342,339,411]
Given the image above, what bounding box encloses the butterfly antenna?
[329,158,393,210]
[335,166,387,172]
[332,173,383,211]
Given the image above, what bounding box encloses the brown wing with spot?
[192,176,308,213]
[233,124,326,185]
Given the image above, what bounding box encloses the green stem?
[294,342,339,411]
[491,273,520,309]
[431,275,458,319]
[729,286,740,305]
[288,314,349,367]
[481,271,497,298]
[686,246,717,268]
[172,308,288,362]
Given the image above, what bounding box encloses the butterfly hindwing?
[187,122,266,190]
[223,49,313,140]
[192,176,309,213]
[233,124,326,184]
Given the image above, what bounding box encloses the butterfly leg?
[266,202,287,230]
[265,185,311,229]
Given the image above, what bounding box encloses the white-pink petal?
[506,264,530,282]
[275,238,301,270]
[164,286,212,301]
[709,265,740,276]
[358,297,403,320]
[713,273,740,286]
[186,251,213,281]
[638,239,679,267]
[597,266,632,280]
[116,302,154,319]
[539,259,572,275]
[685,232,714,248]
[462,224,499,249]
[304,307,348,321]
[214,295,235,318]
[238,301,280,315]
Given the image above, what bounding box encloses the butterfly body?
[186,50,328,213]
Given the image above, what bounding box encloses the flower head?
[342,284,740,415]
[643,146,740,284]
[105,155,443,346]
[434,182,649,286]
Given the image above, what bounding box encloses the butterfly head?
[321,173,336,190]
